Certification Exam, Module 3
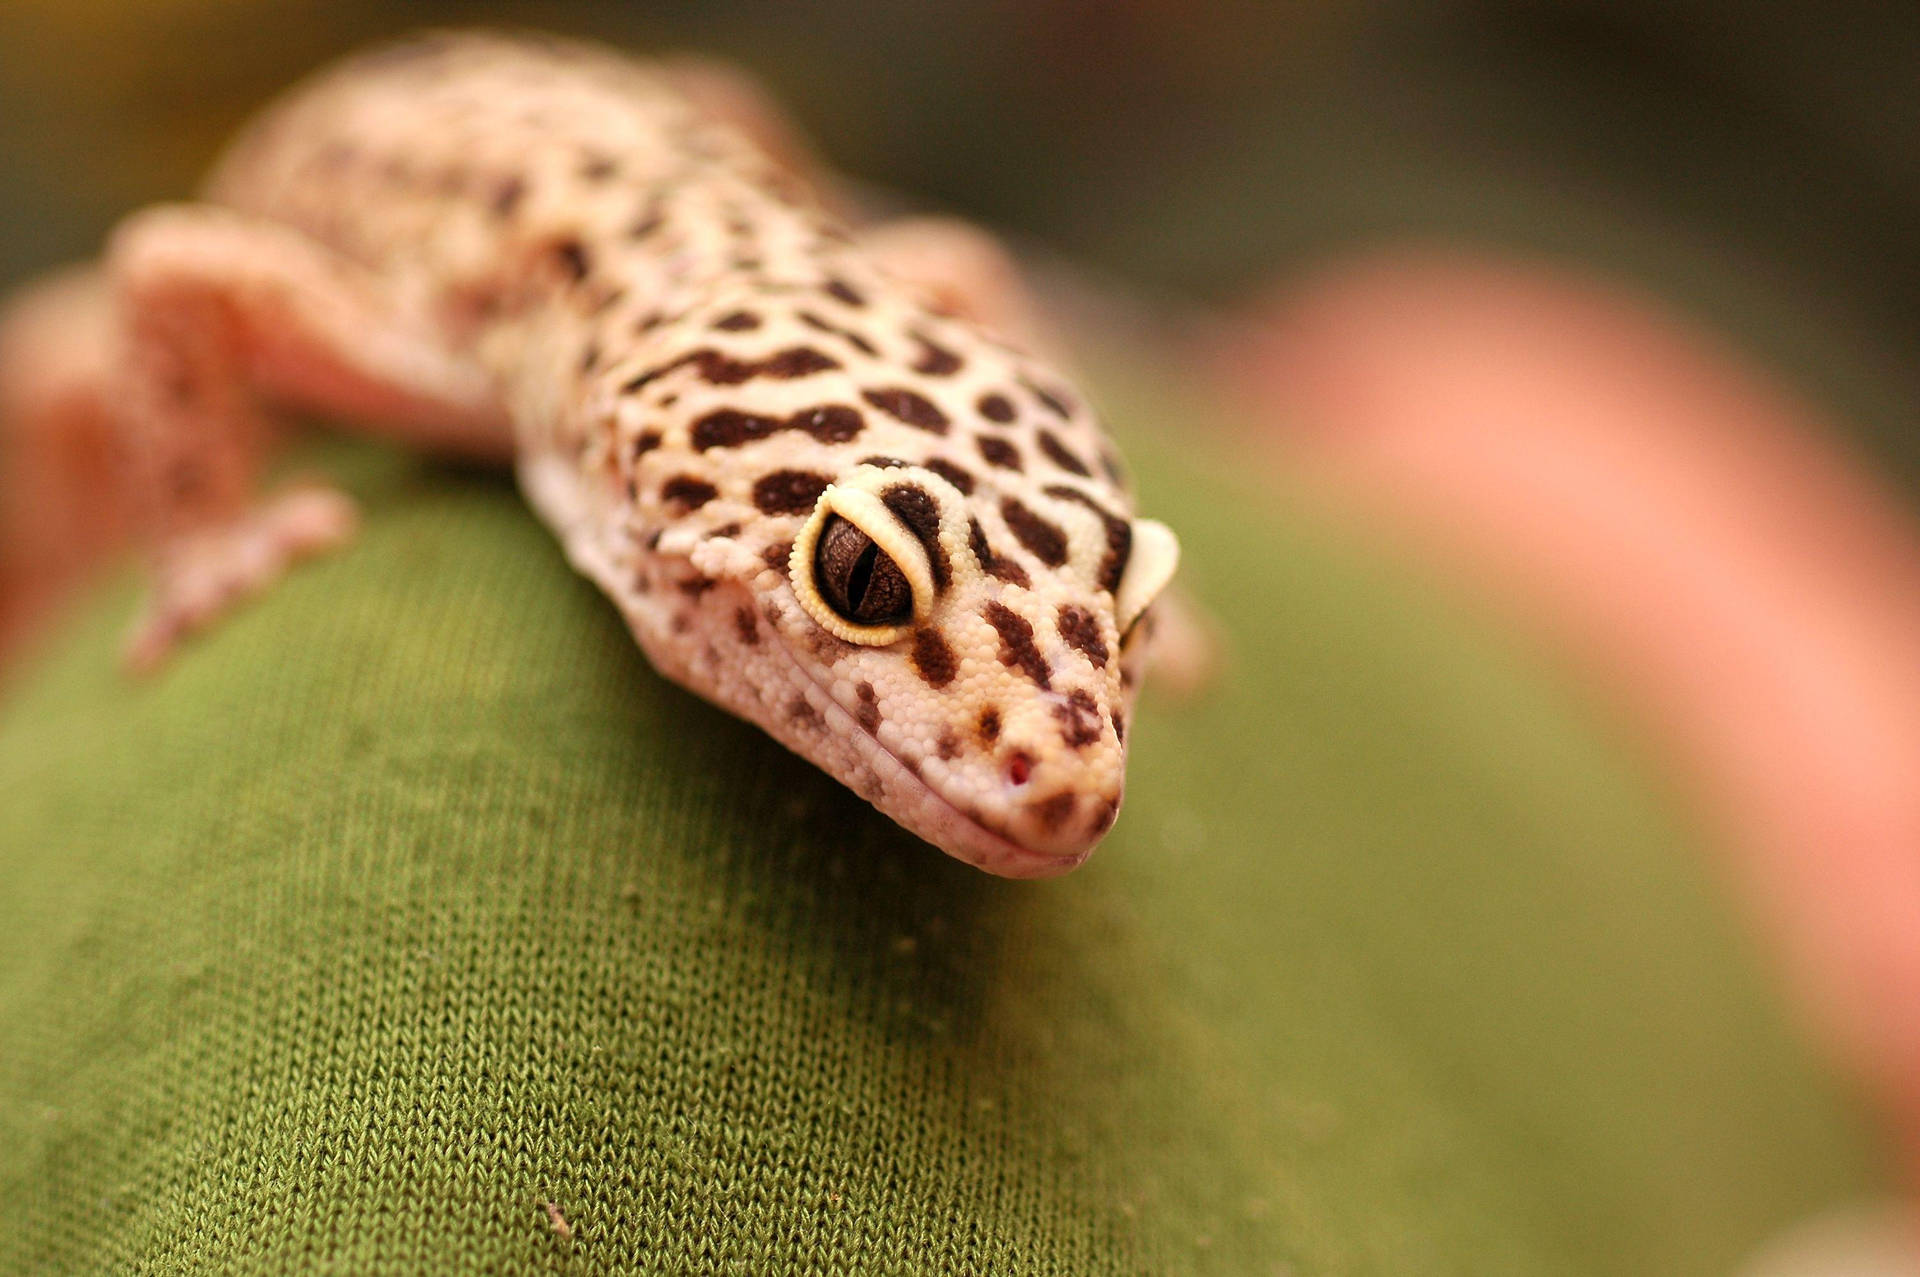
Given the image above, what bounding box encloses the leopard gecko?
[0,32,1182,877]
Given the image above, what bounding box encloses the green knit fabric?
[0,410,1881,1274]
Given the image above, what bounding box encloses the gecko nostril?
[1006,752,1034,787]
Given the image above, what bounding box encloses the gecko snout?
[996,782,1123,860]
[979,717,1126,859]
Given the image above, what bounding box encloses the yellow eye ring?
[790,484,935,645]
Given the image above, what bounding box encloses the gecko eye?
[814,516,914,626]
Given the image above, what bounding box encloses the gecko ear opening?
[1115,518,1179,635]
[790,483,934,645]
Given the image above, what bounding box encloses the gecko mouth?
[860,728,1095,879]
[768,636,1093,879]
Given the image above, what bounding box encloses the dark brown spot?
[810,630,858,664]
[1053,688,1104,749]
[789,696,823,729]
[1045,486,1133,593]
[912,628,959,688]
[710,522,742,539]
[1037,430,1093,476]
[734,607,760,646]
[490,175,526,218]
[978,706,1002,745]
[1111,709,1126,743]
[1057,604,1110,666]
[976,437,1023,471]
[908,331,964,376]
[798,310,878,356]
[924,458,976,495]
[936,731,962,761]
[968,518,1031,587]
[825,277,865,307]
[550,238,591,284]
[881,484,950,591]
[632,430,663,459]
[622,346,840,393]
[752,469,832,515]
[1033,792,1077,832]
[790,404,864,444]
[1021,377,1076,419]
[985,602,1052,689]
[691,404,863,450]
[859,455,907,469]
[1089,796,1120,835]
[660,475,717,511]
[628,198,664,239]
[753,347,840,380]
[579,153,619,181]
[862,387,949,434]
[676,576,718,598]
[713,310,761,332]
[977,393,1016,423]
[1001,498,1068,568]
[855,682,881,733]
[1007,752,1035,786]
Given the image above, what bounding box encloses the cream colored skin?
[0,33,1180,877]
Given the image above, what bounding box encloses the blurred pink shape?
[1210,248,1920,1180]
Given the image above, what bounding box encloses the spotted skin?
[0,32,1181,877]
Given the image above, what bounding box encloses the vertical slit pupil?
[847,543,877,612]
[814,515,913,626]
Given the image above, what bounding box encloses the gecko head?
[612,296,1178,875]
[727,460,1179,876]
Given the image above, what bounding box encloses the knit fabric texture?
[0,416,1880,1275]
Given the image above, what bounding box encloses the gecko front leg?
[101,205,511,669]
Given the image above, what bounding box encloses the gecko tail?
[0,264,133,676]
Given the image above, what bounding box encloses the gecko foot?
[124,484,358,673]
